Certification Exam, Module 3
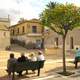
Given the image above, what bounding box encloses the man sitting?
[7,53,17,76]
[17,53,28,76]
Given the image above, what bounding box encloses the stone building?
[0,18,10,50]
[10,18,80,50]
[45,27,80,50]
[9,19,43,49]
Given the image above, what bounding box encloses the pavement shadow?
[0,72,38,80]
[45,66,76,75]
[0,75,11,80]
[0,75,31,80]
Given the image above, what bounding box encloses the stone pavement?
[0,58,80,80]
[0,44,79,80]
[19,69,80,80]
[17,59,80,80]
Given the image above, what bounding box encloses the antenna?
[8,14,11,26]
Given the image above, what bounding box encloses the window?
[36,40,41,48]
[32,26,37,33]
[55,37,58,47]
[70,37,74,49]
[17,28,19,34]
[12,30,14,35]
[22,26,25,33]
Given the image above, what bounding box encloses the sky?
[0,0,79,25]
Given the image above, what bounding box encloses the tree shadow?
[45,65,77,76]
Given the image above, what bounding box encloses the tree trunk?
[62,35,66,73]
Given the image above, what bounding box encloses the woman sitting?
[29,52,37,61]
[29,52,37,73]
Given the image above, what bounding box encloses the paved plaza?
[0,44,80,80]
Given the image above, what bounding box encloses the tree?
[40,2,80,74]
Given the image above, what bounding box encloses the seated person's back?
[17,53,28,75]
[29,53,37,61]
[7,53,17,75]
[17,53,28,62]
[37,51,45,61]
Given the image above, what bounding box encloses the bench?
[74,57,80,68]
[7,60,45,80]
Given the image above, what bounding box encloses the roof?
[0,18,9,22]
[10,19,41,28]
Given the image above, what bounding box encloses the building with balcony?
[9,19,43,49]
[10,18,80,50]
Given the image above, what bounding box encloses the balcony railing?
[27,33,42,36]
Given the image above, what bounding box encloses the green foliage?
[40,2,80,36]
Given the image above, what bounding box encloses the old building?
[10,19,43,49]
[10,18,80,50]
[45,27,80,49]
[0,18,10,50]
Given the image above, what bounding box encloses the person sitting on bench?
[29,52,37,61]
[7,53,17,76]
[29,53,37,73]
[17,53,28,76]
[37,51,45,61]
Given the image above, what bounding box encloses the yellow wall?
[0,21,10,27]
[0,18,10,50]
[10,19,43,49]
[10,19,42,36]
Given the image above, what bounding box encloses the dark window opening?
[17,28,19,34]
[32,26,37,33]
[55,37,58,47]
[13,30,14,35]
[70,37,74,49]
[22,26,25,33]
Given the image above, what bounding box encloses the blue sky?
[0,0,79,24]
